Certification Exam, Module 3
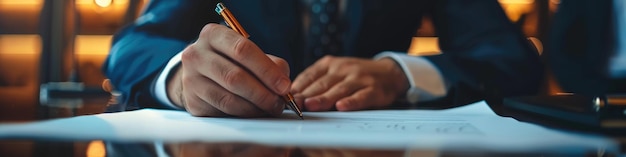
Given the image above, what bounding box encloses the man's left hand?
[291,56,410,111]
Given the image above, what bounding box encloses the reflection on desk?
[0,139,618,157]
[0,100,623,156]
[106,141,602,157]
[0,88,111,157]
[163,142,403,157]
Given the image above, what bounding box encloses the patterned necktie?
[305,0,343,65]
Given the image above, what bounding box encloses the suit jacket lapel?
[259,0,302,62]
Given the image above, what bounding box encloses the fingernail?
[336,101,348,111]
[275,78,290,94]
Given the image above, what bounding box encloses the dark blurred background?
[0,0,560,121]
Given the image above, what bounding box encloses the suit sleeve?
[425,0,544,106]
[102,0,220,109]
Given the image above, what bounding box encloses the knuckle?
[222,68,245,88]
[254,92,276,110]
[200,23,221,37]
[319,55,334,64]
[317,81,331,91]
[363,76,375,84]
[304,68,322,79]
[230,37,251,60]
[347,67,367,79]
[184,93,227,117]
[344,62,360,71]
[336,86,351,95]
[274,58,289,73]
[303,76,316,85]
[257,66,274,80]
[181,46,199,64]
[327,70,342,78]
[215,93,234,111]
[293,74,311,87]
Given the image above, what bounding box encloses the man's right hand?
[167,23,291,117]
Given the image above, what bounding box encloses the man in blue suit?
[103,0,543,117]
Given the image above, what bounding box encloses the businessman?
[103,0,543,117]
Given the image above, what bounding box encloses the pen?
[215,3,304,120]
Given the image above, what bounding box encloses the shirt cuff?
[374,51,448,104]
[155,52,183,110]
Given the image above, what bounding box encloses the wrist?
[378,58,410,101]
[374,51,448,104]
[166,66,185,109]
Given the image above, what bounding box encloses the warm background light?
[0,35,41,55]
[0,0,41,5]
[0,35,40,86]
[75,35,113,55]
[499,0,535,4]
[74,35,112,85]
[76,0,130,34]
[0,0,42,34]
[408,37,440,56]
[86,140,106,157]
[498,0,535,22]
[94,0,112,8]
[412,0,541,56]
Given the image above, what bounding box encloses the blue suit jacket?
[103,0,543,109]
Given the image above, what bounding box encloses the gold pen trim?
[216,3,249,38]
[283,93,303,118]
[215,3,303,120]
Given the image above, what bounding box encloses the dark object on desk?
[529,0,626,134]
[40,82,109,98]
[503,95,626,133]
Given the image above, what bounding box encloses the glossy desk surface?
[0,88,624,157]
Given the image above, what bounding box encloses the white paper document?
[0,101,618,154]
